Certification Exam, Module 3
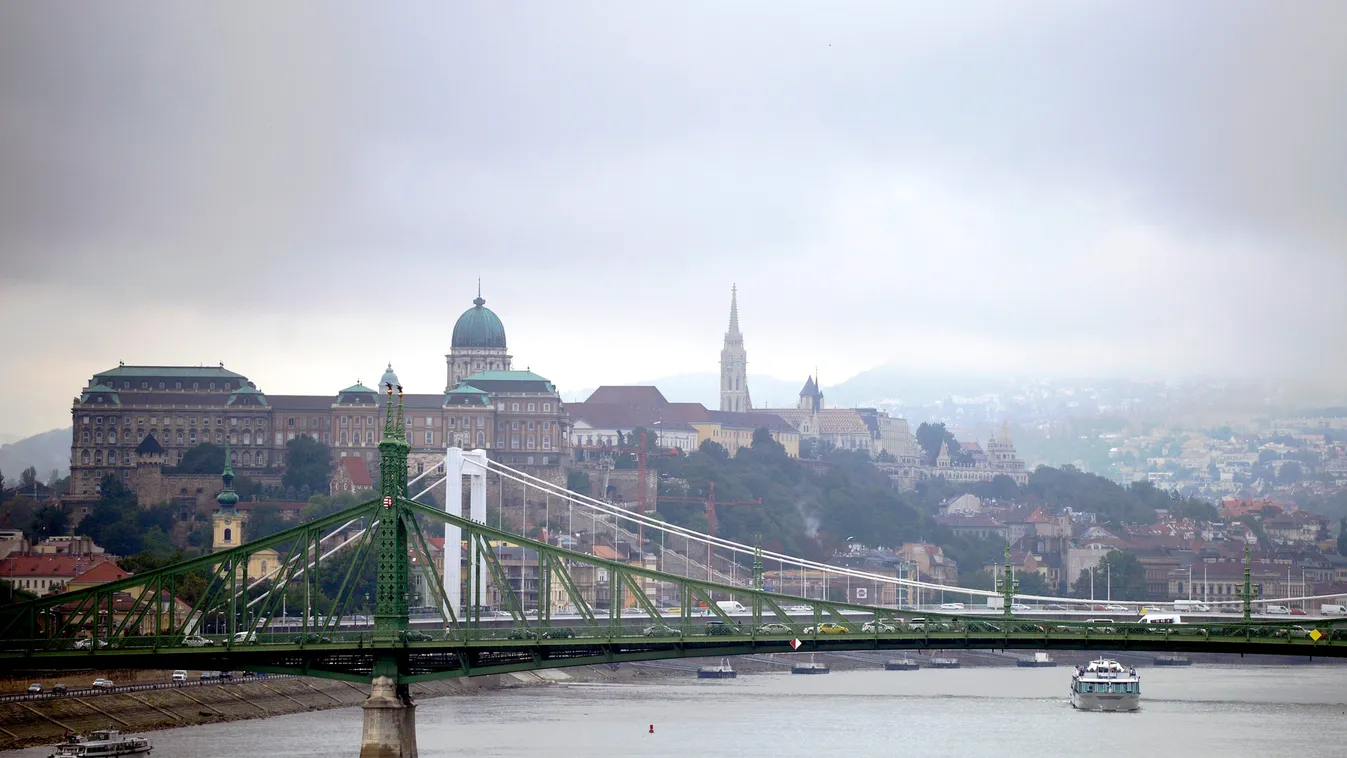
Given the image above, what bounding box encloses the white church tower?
[719,285,752,412]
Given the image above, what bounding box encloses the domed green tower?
[446,284,512,390]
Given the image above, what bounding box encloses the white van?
[715,601,748,614]
[1320,604,1347,615]
[1265,605,1291,615]
[171,670,188,683]
[1140,613,1182,624]
[1174,600,1210,612]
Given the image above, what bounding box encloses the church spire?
[728,284,741,335]
[216,441,239,511]
[719,284,751,412]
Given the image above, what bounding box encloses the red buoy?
[649,724,654,734]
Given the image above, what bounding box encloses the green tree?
[1017,571,1051,596]
[566,469,591,495]
[27,504,67,541]
[249,504,288,540]
[1070,550,1147,601]
[141,526,175,559]
[174,443,226,475]
[19,466,37,489]
[283,436,333,493]
[1,579,37,604]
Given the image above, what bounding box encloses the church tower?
[720,285,751,413]
[211,444,244,551]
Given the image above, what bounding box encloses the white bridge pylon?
[441,447,488,620]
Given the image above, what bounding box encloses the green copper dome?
[451,293,507,349]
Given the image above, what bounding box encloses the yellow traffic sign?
[1310,629,1322,642]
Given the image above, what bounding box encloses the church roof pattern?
[135,432,165,455]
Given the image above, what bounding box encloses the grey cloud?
[1,1,1345,436]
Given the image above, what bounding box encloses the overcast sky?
[2,2,1345,438]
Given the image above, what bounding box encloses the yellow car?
[805,622,849,635]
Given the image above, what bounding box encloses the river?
[9,664,1347,757]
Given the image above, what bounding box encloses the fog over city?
[2,2,1345,437]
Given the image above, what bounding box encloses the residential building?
[0,554,113,595]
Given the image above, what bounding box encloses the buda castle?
[67,289,568,505]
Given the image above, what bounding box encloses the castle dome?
[451,291,507,349]
[380,363,400,388]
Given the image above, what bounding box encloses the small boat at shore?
[884,657,919,671]
[1070,659,1140,712]
[930,657,960,669]
[1017,652,1056,668]
[697,659,737,679]
[50,729,152,757]
[791,654,830,674]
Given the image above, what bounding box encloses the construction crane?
[655,481,762,539]
[657,481,763,584]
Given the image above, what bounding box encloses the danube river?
[10,665,1347,757]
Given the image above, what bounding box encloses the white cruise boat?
[49,729,152,757]
[1070,659,1140,712]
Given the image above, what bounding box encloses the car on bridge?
[940,602,965,611]
[183,634,214,647]
[74,638,109,650]
[505,628,539,640]
[92,678,114,689]
[643,624,678,637]
[172,671,188,682]
[756,623,792,635]
[804,622,849,635]
[52,684,66,695]
[399,631,435,642]
[292,634,332,644]
[27,683,41,693]
[705,621,739,635]
[861,621,896,633]
[541,628,575,639]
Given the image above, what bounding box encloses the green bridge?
[3,387,1344,755]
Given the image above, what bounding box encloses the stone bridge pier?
[359,675,418,758]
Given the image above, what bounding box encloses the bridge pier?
[359,676,418,758]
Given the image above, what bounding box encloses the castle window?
[243,451,252,465]
[542,437,551,449]
[448,418,455,427]
[511,403,520,412]
[288,418,295,426]
[527,435,535,449]
[95,431,103,444]
[82,430,90,443]
[209,382,216,391]
[476,431,485,446]
[175,381,182,390]
[95,451,103,465]
[527,403,536,412]
[231,418,238,426]
[426,416,434,426]
[425,431,433,445]
[224,383,231,391]
[81,450,90,464]
[159,382,166,389]
[123,381,130,389]
[141,381,148,389]
[511,435,520,449]
[512,422,520,430]
[95,416,103,425]
[366,416,374,425]
[193,382,199,390]
[341,416,348,425]
[215,431,223,443]
[366,431,373,443]
[223,527,232,543]
[340,431,347,443]
[109,431,117,444]
[543,422,551,431]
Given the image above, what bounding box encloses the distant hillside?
[0,428,71,480]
